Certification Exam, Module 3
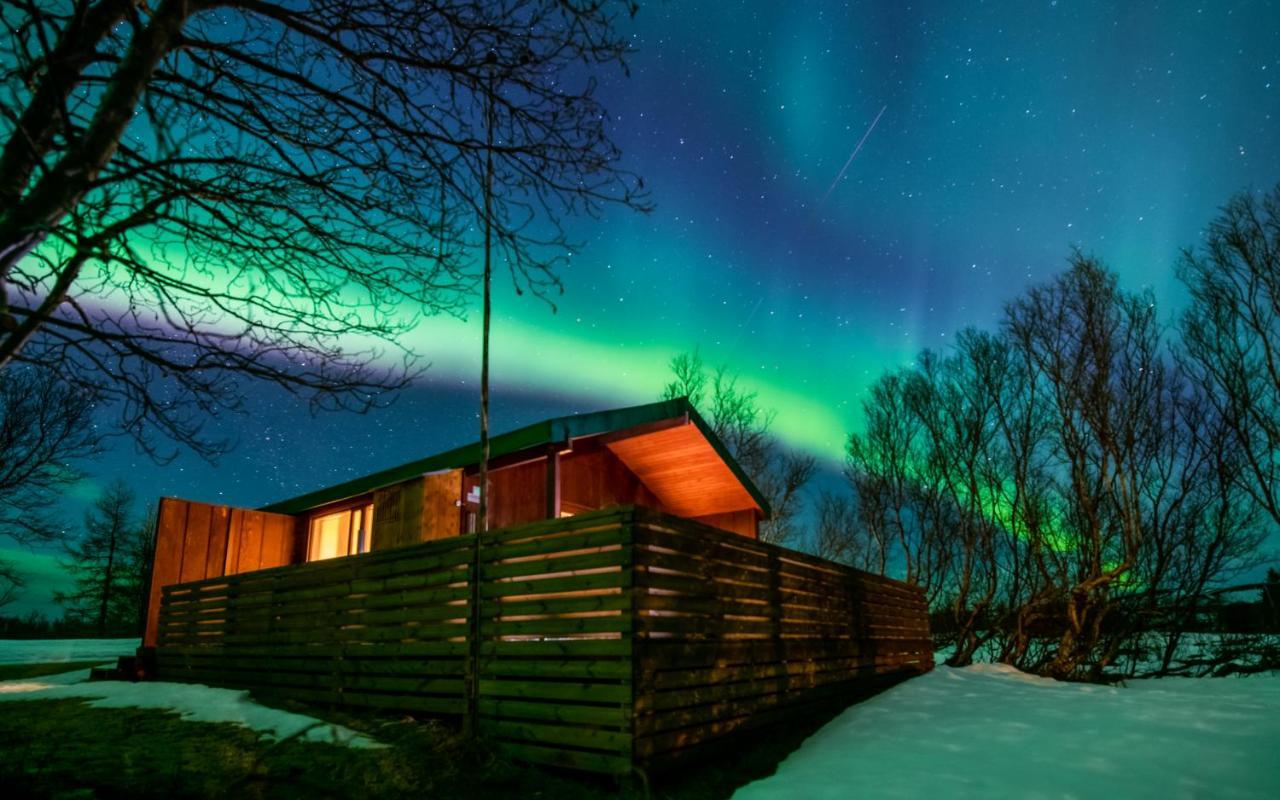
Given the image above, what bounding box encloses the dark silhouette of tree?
[661,350,816,546]
[56,478,138,633]
[846,370,951,607]
[1178,184,1280,526]
[0,560,21,611]
[813,488,886,571]
[1263,568,1280,631]
[845,249,1269,679]
[0,368,100,543]
[0,368,99,612]
[0,0,649,461]
[118,503,157,634]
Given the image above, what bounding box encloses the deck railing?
[155,506,932,774]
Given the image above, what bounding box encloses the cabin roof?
[260,397,771,517]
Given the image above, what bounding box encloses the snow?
[0,666,380,749]
[0,637,140,664]
[734,665,1280,800]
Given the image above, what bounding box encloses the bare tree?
[844,243,1272,679]
[0,559,22,611]
[1178,184,1280,526]
[661,350,816,545]
[1001,255,1174,677]
[813,488,886,571]
[118,502,157,634]
[1,0,649,461]
[0,368,99,545]
[846,370,951,602]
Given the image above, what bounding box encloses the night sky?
[8,1,1280,614]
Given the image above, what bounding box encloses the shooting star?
[818,104,887,206]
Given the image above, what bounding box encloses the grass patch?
[0,661,106,681]
[0,698,628,800]
[0,696,839,800]
[0,667,881,798]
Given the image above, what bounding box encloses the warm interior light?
[307,503,374,561]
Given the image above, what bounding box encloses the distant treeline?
[0,609,139,639]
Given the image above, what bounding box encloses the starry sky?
[7,0,1280,615]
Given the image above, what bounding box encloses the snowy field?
[0,665,378,748]
[734,664,1280,800]
[0,637,139,665]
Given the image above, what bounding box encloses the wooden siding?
[422,469,463,541]
[152,506,932,775]
[463,459,547,530]
[371,478,424,551]
[145,498,298,647]
[560,448,664,513]
[369,470,464,549]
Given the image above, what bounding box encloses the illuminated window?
[307,504,374,561]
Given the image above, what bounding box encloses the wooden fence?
[155,506,932,775]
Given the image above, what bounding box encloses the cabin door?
[143,497,299,647]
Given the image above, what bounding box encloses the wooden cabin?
[143,398,769,647]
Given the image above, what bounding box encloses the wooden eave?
[260,398,771,518]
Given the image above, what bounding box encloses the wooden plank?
[482,615,631,637]
[479,678,631,704]
[482,569,630,599]
[481,547,630,581]
[178,502,213,584]
[484,527,626,561]
[235,509,264,573]
[479,659,631,680]
[479,639,632,658]
[144,498,189,647]
[422,469,463,541]
[493,593,628,617]
[490,740,631,775]
[483,719,630,752]
[477,698,627,726]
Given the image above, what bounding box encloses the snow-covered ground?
[734,664,1280,800]
[0,637,139,664]
[0,666,378,748]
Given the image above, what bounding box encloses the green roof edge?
[259,397,772,518]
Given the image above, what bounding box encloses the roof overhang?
[260,398,770,518]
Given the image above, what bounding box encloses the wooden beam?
[546,450,561,519]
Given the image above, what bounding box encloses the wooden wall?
[422,470,463,541]
[145,498,298,647]
[154,534,474,715]
[629,508,932,769]
[560,449,665,513]
[154,510,636,774]
[152,506,933,775]
[371,479,422,551]
[462,459,547,530]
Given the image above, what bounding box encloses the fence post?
[465,529,482,736]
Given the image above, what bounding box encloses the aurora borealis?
[7,1,1280,614]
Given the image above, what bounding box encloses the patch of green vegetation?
[0,691,843,799]
[0,661,106,681]
[0,698,615,799]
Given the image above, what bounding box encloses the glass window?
[307,503,374,561]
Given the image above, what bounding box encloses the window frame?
[304,496,375,562]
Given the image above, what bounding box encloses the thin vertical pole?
[467,64,496,737]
